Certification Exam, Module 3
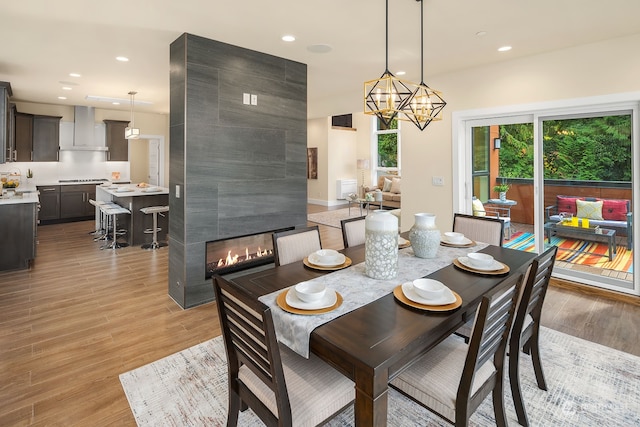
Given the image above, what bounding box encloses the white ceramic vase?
[499,191,507,202]
[408,213,440,259]
[365,210,398,279]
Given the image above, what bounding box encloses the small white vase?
[365,210,398,279]
[408,213,440,259]
[499,192,507,202]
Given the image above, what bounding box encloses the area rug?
[307,207,365,229]
[505,232,633,273]
[120,328,640,426]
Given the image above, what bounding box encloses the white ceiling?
[2,0,640,119]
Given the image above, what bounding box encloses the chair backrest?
[272,225,321,266]
[453,213,504,246]
[340,216,366,248]
[512,246,557,345]
[457,271,524,419]
[213,275,291,426]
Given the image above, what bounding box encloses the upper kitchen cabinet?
[32,115,61,161]
[0,81,12,164]
[14,111,33,162]
[104,120,129,161]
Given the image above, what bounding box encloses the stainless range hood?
[59,106,108,151]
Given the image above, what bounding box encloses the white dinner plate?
[457,256,504,272]
[116,188,133,193]
[401,281,456,306]
[286,288,338,310]
[442,236,473,246]
[142,187,161,193]
[307,252,346,267]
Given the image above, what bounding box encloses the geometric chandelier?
[364,0,413,129]
[398,0,446,130]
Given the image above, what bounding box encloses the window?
[372,117,400,180]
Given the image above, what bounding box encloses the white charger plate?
[457,256,504,272]
[401,281,456,306]
[442,236,473,246]
[286,288,338,310]
[307,252,346,267]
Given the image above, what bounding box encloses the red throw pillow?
[556,196,579,216]
[602,199,628,221]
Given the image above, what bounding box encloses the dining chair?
[453,212,504,246]
[213,275,354,427]
[389,271,524,427]
[340,215,366,248]
[471,197,512,239]
[272,225,322,266]
[509,245,558,427]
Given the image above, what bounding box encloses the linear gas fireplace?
[205,227,294,278]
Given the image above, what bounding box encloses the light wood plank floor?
[0,206,638,425]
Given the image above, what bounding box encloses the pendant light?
[363,0,413,129]
[125,91,140,139]
[399,0,446,131]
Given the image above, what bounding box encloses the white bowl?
[444,231,465,243]
[466,252,495,268]
[412,278,446,300]
[294,281,327,303]
[314,249,340,263]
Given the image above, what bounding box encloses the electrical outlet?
[432,176,444,186]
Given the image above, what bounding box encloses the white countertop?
[0,191,39,205]
[97,184,169,197]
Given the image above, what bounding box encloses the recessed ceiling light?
[62,86,72,91]
[498,46,512,52]
[396,71,406,76]
[475,31,487,37]
[58,96,67,100]
[69,73,81,78]
[307,44,332,54]
[112,102,120,105]
[116,56,129,62]
[282,35,296,42]
[58,80,78,86]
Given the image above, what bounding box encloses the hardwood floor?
[0,205,638,425]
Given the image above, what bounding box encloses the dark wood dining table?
[230,241,535,426]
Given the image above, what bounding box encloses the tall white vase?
[365,210,398,279]
[408,213,440,258]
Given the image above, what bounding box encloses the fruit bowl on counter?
[1,179,20,188]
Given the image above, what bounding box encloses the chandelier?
[363,0,413,128]
[398,0,446,130]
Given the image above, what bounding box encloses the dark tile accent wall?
[169,33,308,308]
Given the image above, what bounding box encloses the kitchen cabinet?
[14,111,33,162]
[104,120,130,161]
[0,200,37,271]
[32,115,61,161]
[37,185,60,221]
[1,82,11,164]
[60,184,96,219]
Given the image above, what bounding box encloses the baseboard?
[550,278,640,306]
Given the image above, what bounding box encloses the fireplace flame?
[216,247,273,268]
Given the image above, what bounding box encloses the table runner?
[258,243,488,357]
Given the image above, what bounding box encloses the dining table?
[230,237,536,426]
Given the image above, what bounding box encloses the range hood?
[59,106,108,151]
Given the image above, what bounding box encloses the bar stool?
[100,204,130,250]
[89,199,109,239]
[93,201,119,241]
[140,205,169,250]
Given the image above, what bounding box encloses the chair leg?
[528,331,548,391]
[492,375,508,427]
[509,345,530,426]
[226,389,241,427]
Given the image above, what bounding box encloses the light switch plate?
[432,176,444,186]
[250,94,257,105]
[175,185,181,198]
[242,93,250,105]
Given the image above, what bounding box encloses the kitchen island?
[95,184,169,247]
[0,190,38,271]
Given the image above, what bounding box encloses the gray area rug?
[120,327,640,426]
[308,207,365,228]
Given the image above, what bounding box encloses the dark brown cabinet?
[14,111,33,162]
[0,201,37,271]
[32,115,61,161]
[0,82,11,164]
[60,184,96,219]
[37,185,61,221]
[104,120,129,161]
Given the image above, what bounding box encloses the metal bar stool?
[100,204,130,249]
[140,205,169,250]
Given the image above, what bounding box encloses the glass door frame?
[452,93,639,296]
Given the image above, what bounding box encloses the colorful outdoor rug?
[505,232,633,273]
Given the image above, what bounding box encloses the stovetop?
[58,178,109,183]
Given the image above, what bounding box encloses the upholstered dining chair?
[340,216,366,248]
[272,225,322,266]
[389,272,524,427]
[472,197,512,239]
[509,245,558,427]
[452,213,505,247]
[213,275,354,427]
